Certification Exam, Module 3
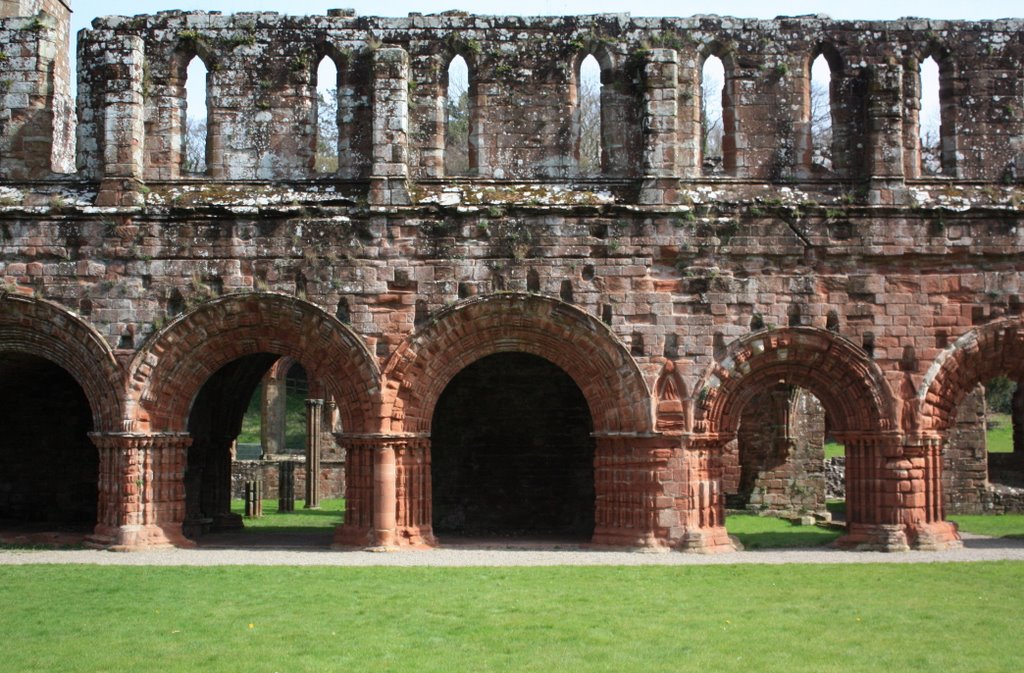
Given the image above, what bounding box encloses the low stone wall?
[230,457,345,501]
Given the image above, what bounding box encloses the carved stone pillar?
[865,61,908,205]
[394,437,435,546]
[679,434,738,553]
[369,47,410,206]
[639,48,680,205]
[87,432,193,550]
[903,432,962,551]
[836,431,959,551]
[205,434,242,531]
[94,34,147,207]
[304,399,323,509]
[333,436,374,547]
[332,434,434,549]
[592,433,681,550]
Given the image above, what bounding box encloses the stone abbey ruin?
[1,0,1023,552]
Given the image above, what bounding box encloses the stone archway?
[0,294,122,429]
[917,317,1024,525]
[690,327,925,551]
[0,296,122,541]
[114,292,381,548]
[367,293,654,547]
[918,317,1024,433]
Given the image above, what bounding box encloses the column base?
[677,526,741,553]
[86,523,195,551]
[835,523,910,552]
[395,525,437,548]
[332,524,373,548]
[908,521,963,551]
[591,526,671,551]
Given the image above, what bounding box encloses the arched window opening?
[919,56,942,175]
[809,54,833,172]
[183,55,209,175]
[701,55,725,174]
[577,54,603,177]
[315,56,340,173]
[444,55,470,176]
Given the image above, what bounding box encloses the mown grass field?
[950,513,1024,538]
[230,497,345,533]
[0,562,1021,673]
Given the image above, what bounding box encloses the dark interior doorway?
[0,353,97,529]
[430,352,595,539]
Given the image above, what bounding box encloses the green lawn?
[949,513,1024,539]
[230,497,345,533]
[0,563,1021,673]
[986,413,1015,453]
[237,388,308,449]
[824,441,844,458]
[725,513,841,549]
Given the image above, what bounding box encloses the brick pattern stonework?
[3,8,1024,551]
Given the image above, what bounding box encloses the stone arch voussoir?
[127,292,381,434]
[0,293,122,431]
[918,317,1024,432]
[383,293,652,435]
[693,327,898,436]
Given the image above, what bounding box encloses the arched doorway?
[692,327,917,551]
[0,354,97,535]
[381,293,652,547]
[431,352,595,540]
[127,293,380,548]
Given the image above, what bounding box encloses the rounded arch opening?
[384,293,651,437]
[430,352,595,540]
[0,353,97,536]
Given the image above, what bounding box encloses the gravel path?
[2,533,1023,566]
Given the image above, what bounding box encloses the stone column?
[836,430,959,551]
[94,34,146,207]
[865,61,908,205]
[394,437,435,546]
[333,435,374,547]
[88,432,193,551]
[678,433,738,552]
[590,433,734,552]
[331,434,434,549]
[260,369,287,457]
[304,398,323,509]
[373,439,397,547]
[639,48,680,205]
[903,432,963,550]
[369,47,410,206]
[204,434,243,531]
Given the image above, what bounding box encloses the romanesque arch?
[694,327,897,436]
[351,293,653,547]
[0,293,122,429]
[918,317,1024,432]
[128,292,381,434]
[686,327,917,551]
[383,292,651,435]
[0,294,123,537]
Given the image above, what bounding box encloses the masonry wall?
[2,10,1024,549]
